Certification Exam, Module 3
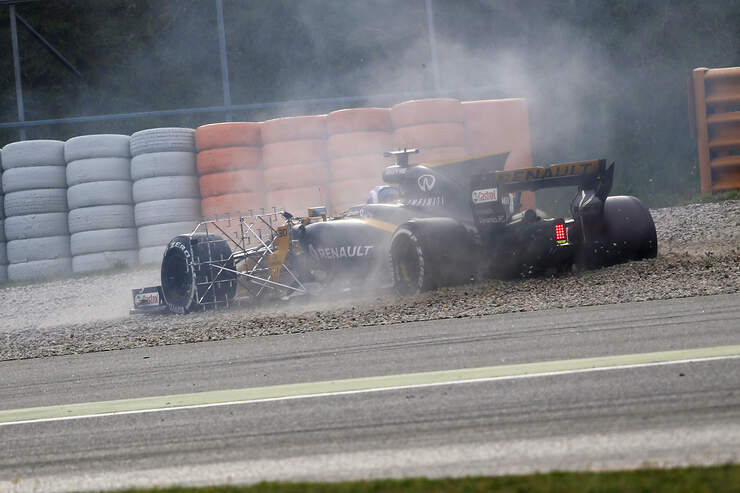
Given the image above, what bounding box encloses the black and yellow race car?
[133,149,657,314]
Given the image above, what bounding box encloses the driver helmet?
[367,185,399,204]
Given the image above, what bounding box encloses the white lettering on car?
[406,196,445,207]
[313,245,375,260]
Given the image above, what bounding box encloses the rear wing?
[472,159,614,203]
[493,159,612,193]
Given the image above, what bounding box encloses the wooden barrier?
[690,67,740,193]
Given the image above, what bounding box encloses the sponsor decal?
[495,160,600,185]
[134,292,160,306]
[417,174,436,192]
[472,188,498,203]
[383,166,406,176]
[478,216,506,224]
[309,244,375,261]
[405,195,445,207]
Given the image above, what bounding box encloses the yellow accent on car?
[355,217,397,233]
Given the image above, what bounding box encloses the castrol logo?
[472,188,498,203]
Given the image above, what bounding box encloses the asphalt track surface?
[1,294,739,492]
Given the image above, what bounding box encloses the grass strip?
[109,464,740,493]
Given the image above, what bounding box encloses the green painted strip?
[2,344,739,425]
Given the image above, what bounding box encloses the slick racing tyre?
[390,218,476,296]
[577,195,658,269]
[160,234,236,314]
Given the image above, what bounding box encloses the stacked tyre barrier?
[1,140,72,281]
[130,128,202,265]
[195,122,264,221]
[326,108,392,214]
[65,135,139,273]
[391,98,467,165]
[261,115,330,215]
[463,98,535,210]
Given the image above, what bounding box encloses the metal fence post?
[216,0,232,122]
[691,68,711,194]
[9,4,26,140]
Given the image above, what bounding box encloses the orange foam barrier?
[262,139,327,168]
[390,98,463,128]
[260,115,327,144]
[194,97,536,215]
[196,146,261,174]
[201,192,266,219]
[195,122,261,151]
[266,186,329,216]
[199,169,264,198]
[691,66,740,193]
[264,162,329,191]
[392,122,465,149]
[327,108,391,134]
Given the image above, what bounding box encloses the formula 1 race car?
[132,149,657,314]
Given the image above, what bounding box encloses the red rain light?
[554,223,567,242]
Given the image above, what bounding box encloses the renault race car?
[132,149,657,314]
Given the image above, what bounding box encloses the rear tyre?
[160,234,236,314]
[578,195,657,269]
[390,219,475,296]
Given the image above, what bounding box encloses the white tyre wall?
[70,228,138,256]
[72,250,138,273]
[0,219,5,242]
[132,176,200,203]
[0,265,6,282]
[64,134,130,162]
[6,236,71,263]
[5,213,69,240]
[67,180,133,209]
[130,128,196,157]
[134,198,201,227]
[68,205,135,234]
[66,157,131,186]
[138,245,166,265]
[1,140,65,169]
[0,243,6,264]
[8,258,72,281]
[130,152,197,180]
[4,189,68,216]
[2,166,67,193]
[136,221,199,248]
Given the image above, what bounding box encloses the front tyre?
[161,234,236,313]
[390,226,433,296]
[390,219,476,296]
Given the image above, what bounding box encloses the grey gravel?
[1,201,738,361]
